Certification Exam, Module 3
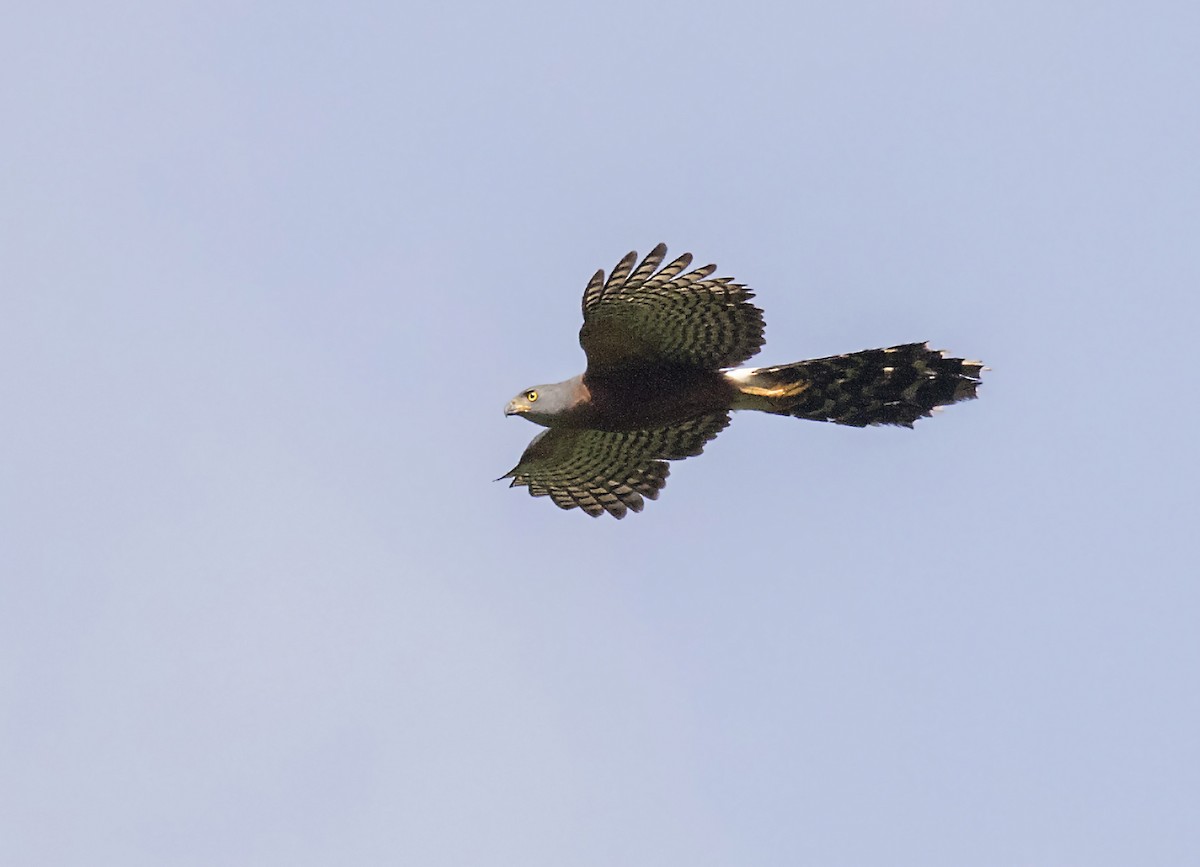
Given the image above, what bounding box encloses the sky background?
[2,1,1199,865]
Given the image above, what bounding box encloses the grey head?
[503,375,583,428]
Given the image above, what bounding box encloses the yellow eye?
[526,390,538,402]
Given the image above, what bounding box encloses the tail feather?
[727,342,983,428]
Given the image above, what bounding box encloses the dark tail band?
[728,342,984,427]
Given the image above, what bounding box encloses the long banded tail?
[726,342,983,428]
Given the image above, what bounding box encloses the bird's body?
[527,367,736,432]
[503,244,983,518]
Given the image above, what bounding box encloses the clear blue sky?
[3,2,1198,865]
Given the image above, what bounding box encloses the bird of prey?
[502,244,983,518]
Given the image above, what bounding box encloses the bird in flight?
[502,244,983,518]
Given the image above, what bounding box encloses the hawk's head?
[504,379,581,428]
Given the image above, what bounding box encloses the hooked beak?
[504,398,526,417]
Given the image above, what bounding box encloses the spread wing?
[579,244,765,374]
[501,412,731,518]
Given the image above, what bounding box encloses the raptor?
[502,244,983,518]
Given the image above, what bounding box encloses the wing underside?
[579,244,765,373]
[502,412,731,518]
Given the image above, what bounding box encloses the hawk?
[502,244,983,518]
